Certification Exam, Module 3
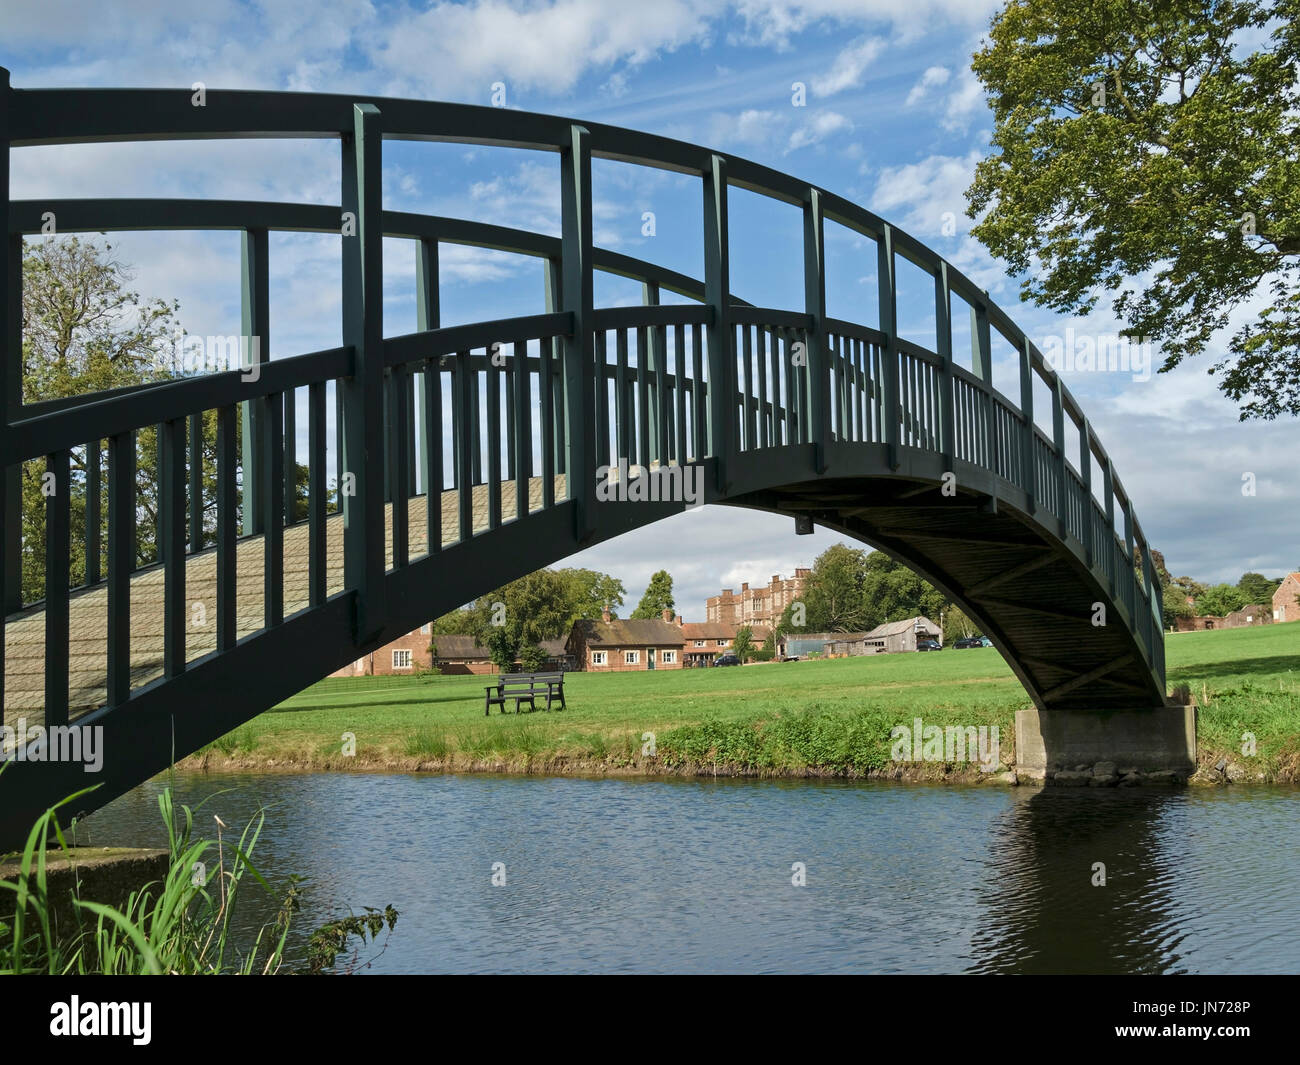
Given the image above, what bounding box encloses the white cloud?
[871,151,981,238]
[940,67,985,132]
[368,0,715,99]
[730,0,997,48]
[787,110,852,151]
[811,37,884,96]
[905,65,950,106]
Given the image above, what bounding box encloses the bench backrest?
[499,672,564,684]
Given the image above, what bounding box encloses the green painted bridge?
[0,71,1173,845]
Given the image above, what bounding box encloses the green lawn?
[190,619,1300,781]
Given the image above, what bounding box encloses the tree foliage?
[967,0,1300,418]
[1237,570,1280,602]
[631,569,675,619]
[732,625,755,662]
[429,567,625,667]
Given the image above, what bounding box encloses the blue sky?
[4,0,1295,617]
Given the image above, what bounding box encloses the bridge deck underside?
[726,473,1164,713]
[3,475,566,725]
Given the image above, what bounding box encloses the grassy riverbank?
[183,620,1300,783]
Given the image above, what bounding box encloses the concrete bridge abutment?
[1015,705,1196,786]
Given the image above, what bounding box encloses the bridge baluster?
[513,337,531,522]
[673,323,688,461]
[260,390,284,626]
[636,324,651,470]
[308,383,327,605]
[44,449,71,726]
[215,408,237,650]
[161,416,187,675]
[615,327,630,462]
[106,430,136,702]
[390,363,409,564]
[86,438,103,584]
[420,359,441,555]
[454,350,473,541]
[486,344,502,531]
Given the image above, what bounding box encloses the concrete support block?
[1016,705,1196,776]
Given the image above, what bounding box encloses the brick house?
[1274,573,1300,623]
[330,624,434,677]
[429,634,573,674]
[428,634,492,675]
[707,569,810,627]
[680,621,772,666]
[566,608,684,671]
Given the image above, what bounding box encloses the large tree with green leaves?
[1237,571,1280,602]
[631,569,675,619]
[797,544,868,631]
[967,0,1300,418]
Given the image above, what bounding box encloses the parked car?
[916,639,943,652]
[979,637,993,647]
[713,653,741,667]
[953,636,984,649]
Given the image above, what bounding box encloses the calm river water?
[75,772,1300,974]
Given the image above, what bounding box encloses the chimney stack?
[662,607,674,623]
[601,604,611,624]
[675,614,684,626]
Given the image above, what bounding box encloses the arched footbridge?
[0,71,1170,844]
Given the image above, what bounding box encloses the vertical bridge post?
[1079,416,1094,568]
[803,187,829,473]
[416,236,440,554]
[1018,337,1036,514]
[934,262,956,471]
[703,153,733,490]
[560,125,594,541]
[1051,376,1068,537]
[876,224,900,469]
[341,103,385,641]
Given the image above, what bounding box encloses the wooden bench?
[484,671,567,715]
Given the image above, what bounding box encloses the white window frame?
[392,649,413,670]
[624,650,639,665]
[661,650,676,664]
[694,639,706,647]
[592,650,608,666]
